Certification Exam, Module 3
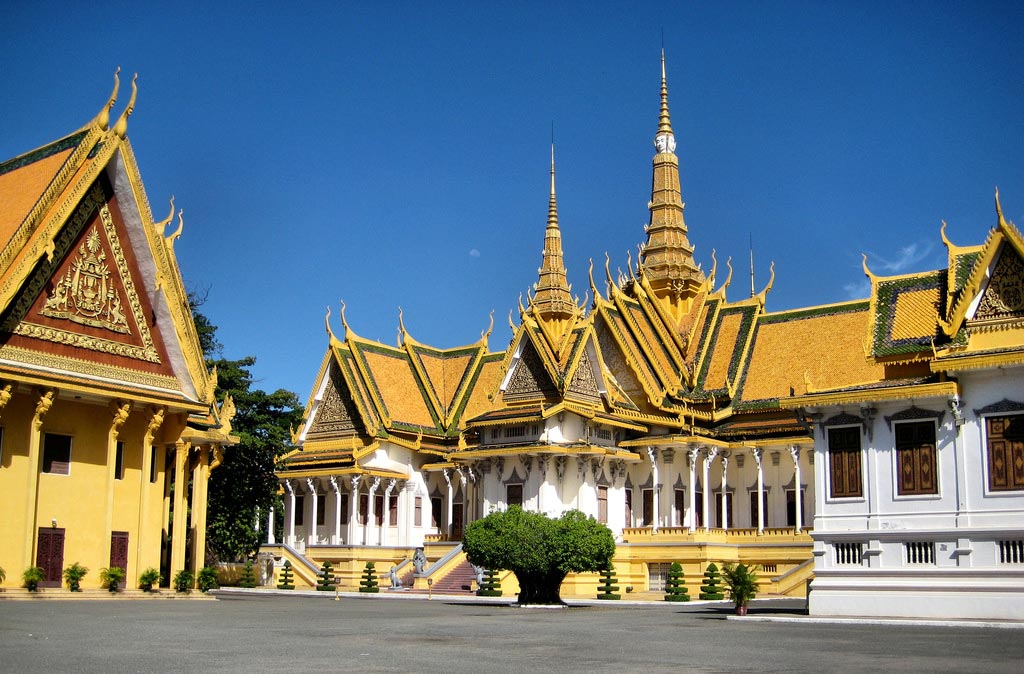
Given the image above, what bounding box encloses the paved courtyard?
[0,594,1021,673]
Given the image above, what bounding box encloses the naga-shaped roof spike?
[154,196,175,233]
[481,309,495,341]
[324,305,340,345]
[709,249,718,287]
[508,308,517,333]
[339,300,352,337]
[940,220,954,249]
[97,67,121,131]
[166,209,184,250]
[754,261,776,304]
[113,73,138,139]
[397,306,407,346]
[861,253,878,281]
[587,258,599,298]
[995,187,1007,228]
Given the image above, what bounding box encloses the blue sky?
[4,1,1023,401]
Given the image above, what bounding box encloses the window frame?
[42,433,72,476]
[984,412,1024,493]
[893,419,940,498]
[826,424,864,500]
[506,483,523,508]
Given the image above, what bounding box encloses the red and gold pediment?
[0,179,176,385]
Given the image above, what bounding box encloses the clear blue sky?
[4,2,1023,402]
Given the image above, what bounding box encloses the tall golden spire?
[531,144,576,320]
[640,50,704,299]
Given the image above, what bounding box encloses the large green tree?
[190,291,303,562]
[462,507,615,605]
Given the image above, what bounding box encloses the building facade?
[275,55,1023,616]
[0,73,235,590]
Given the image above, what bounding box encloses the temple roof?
[0,72,233,440]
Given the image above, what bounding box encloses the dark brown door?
[36,528,65,587]
[451,503,464,540]
[110,531,129,570]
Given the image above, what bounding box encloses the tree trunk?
[515,571,566,605]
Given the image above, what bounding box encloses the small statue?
[472,564,485,587]
[413,547,427,574]
[389,566,402,589]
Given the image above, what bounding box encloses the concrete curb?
[728,614,1024,630]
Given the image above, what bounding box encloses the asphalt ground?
[0,594,1020,673]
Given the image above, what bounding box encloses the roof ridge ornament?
[995,187,1007,229]
[113,73,138,139]
[97,67,121,131]
[654,49,675,154]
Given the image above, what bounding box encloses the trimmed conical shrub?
[476,568,502,597]
[596,565,621,600]
[664,562,690,602]
[238,561,257,588]
[699,562,725,600]
[316,561,337,591]
[277,560,295,590]
[359,561,379,593]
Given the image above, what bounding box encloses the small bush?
[63,562,88,592]
[197,567,219,592]
[276,560,295,590]
[476,568,502,597]
[139,567,162,592]
[316,561,336,591]
[238,561,257,588]
[596,565,621,600]
[698,562,725,600]
[664,562,690,602]
[23,566,45,591]
[173,569,195,593]
[358,562,379,593]
[101,567,126,592]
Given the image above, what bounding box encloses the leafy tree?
[463,507,615,605]
[189,291,303,563]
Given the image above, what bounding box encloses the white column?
[687,447,699,533]
[284,480,296,546]
[703,448,718,531]
[720,452,730,531]
[348,476,361,545]
[443,469,453,538]
[329,476,342,544]
[365,477,380,545]
[381,479,396,546]
[647,447,659,532]
[306,478,318,545]
[267,507,276,545]
[790,445,803,533]
[753,448,764,534]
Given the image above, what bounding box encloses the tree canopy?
[462,507,615,604]
[190,291,303,562]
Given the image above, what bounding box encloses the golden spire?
[640,50,704,300]
[531,144,576,320]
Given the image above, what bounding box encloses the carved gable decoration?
[504,341,557,401]
[974,243,1024,323]
[2,183,165,365]
[307,363,363,439]
[567,350,601,402]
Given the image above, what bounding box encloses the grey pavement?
[0,593,1021,673]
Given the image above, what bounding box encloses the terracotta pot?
[735,604,748,616]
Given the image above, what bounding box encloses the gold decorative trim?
[930,350,1024,373]
[14,321,159,360]
[778,381,959,409]
[0,343,182,391]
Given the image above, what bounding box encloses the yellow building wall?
[0,394,173,590]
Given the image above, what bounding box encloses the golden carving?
[34,388,56,429]
[110,400,132,438]
[976,246,1024,319]
[42,229,131,334]
[0,344,181,392]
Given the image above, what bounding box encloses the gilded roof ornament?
[754,261,776,304]
[481,310,494,342]
[324,305,341,347]
[166,209,184,249]
[339,300,353,339]
[861,253,878,281]
[112,73,138,139]
[654,49,676,153]
[530,144,577,321]
[397,306,407,346]
[96,67,121,131]
[154,196,175,235]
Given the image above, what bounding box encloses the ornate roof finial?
[530,144,576,321]
[113,73,138,139]
[654,49,675,154]
[97,67,121,131]
[995,187,1007,228]
[397,306,407,346]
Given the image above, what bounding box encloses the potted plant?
[721,563,759,615]
[23,566,45,592]
[63,562,88,592]
[173,569,195,593]
[197,566,219,593]
[101,566,126,593]
[139,567,162,592]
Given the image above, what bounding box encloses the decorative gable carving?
[504,342,557,401]
[307,363,363,438]
[974,244,1024,322]
[567,350,601,402]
